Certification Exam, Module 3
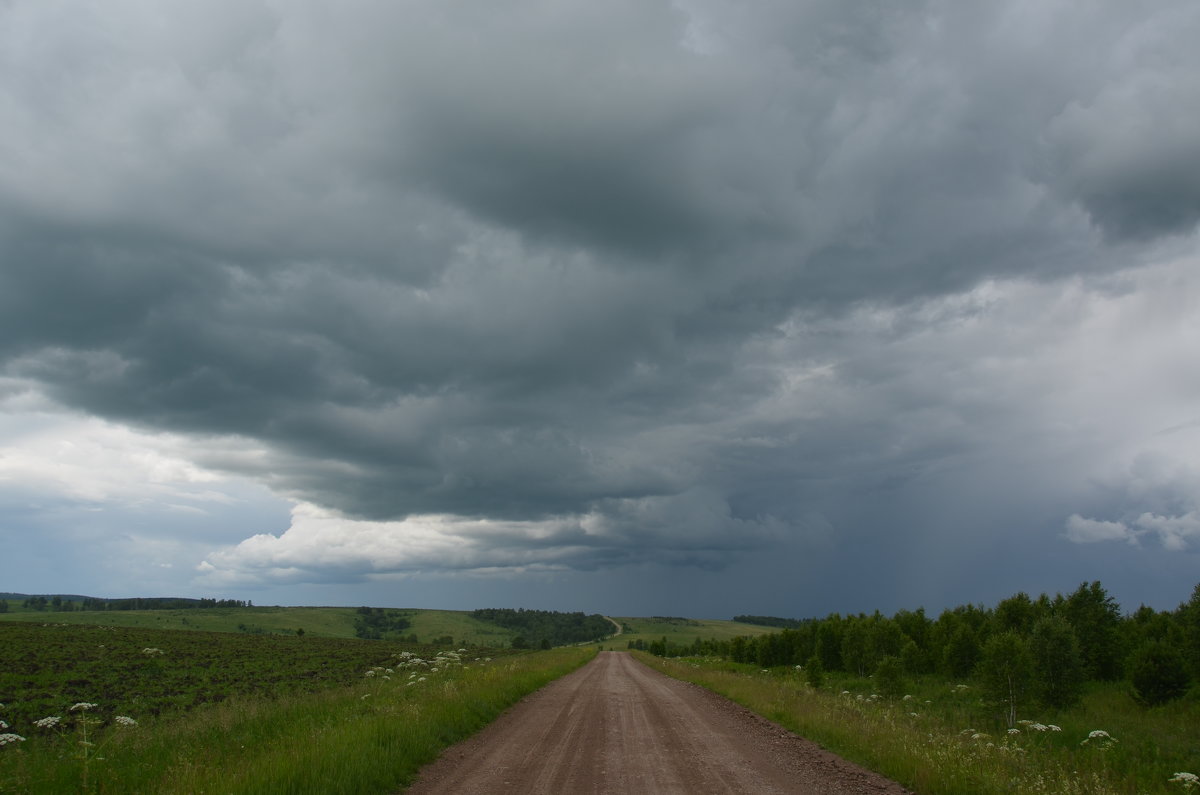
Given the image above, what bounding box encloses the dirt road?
[405,652,912,794]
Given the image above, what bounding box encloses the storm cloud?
[2,0,1198,614]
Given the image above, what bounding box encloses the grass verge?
[1,647,593,794]
[635,653,1199,794]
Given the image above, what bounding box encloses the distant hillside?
[732,615,810,629]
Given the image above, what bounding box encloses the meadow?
[0,603,523,646]
[0,621,591,793]
[596,615,778,649]
[636,652,1200,794]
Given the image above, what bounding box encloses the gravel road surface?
[405,651,913,794]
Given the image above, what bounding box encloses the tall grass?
[636,653,1199,794]
[1,647,592,794]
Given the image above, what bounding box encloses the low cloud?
[1065,515,1134,545]
[197,490,783,587]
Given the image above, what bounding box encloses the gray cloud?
[1,1,1198,608]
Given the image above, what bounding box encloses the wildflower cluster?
[1169,772,1199,790]
[1081,729,1118,748]
[0,706,25,748]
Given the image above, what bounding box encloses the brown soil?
[405,651,914,794]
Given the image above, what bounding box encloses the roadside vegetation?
[638,580,1200,794]
[0,620,592,793]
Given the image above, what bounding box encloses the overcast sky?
[2,0,1198,619]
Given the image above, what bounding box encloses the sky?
[2,1,1199,619]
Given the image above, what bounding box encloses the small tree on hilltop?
[978,631,1034,728]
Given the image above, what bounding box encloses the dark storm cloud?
[2,0,1199,595]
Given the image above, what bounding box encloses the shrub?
[874,655,906,699]
[1129,641,1191,706]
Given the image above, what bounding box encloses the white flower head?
[0,733,26,746]
[1169,772,1199,789]
[114,716,138,727]
[34,717,62,729]
[69,702,99,712]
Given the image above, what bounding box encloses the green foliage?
[1064,580,1123,680]
[0,622,510,730]
[471,608,612,647]
[942,624,980,679]
[639,653,1200,795]
[1030,616,1084,709]
[976,631,1034,728]
[733,614,807,629]
[1129,641,1191,706]
[352,606,411,640]
[805,655,825,688]
[1180,583,1200,679]
[873,655,906,699]
[1,642,591,794]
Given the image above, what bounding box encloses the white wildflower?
[1169,772,1199,789]
[1081,730,1117,746]
[69,702,98,712]
[113,716,137,727]
[1048,724,1062,732]
[0,733,26,746]
[1008,728,1021,735]
[34,717,62,729]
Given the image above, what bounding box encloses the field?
[0,621,590,793]
[597,615,778,649]
[0,604,523,646]
[637,653,1200,794]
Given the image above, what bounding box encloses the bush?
[805,655,825,688]
[1129,641,1191,706]
[874,655,907,699]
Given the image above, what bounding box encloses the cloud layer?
[2,1,1198,610]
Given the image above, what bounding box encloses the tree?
[1064,581,1123,680]
[1030,616,1084,708]
[943,624,980,679]
[805,655,825,688]
[1129,641,1191,706]
[977,631,1034,728]
[874,655,907,699]
[1179,583,1200,679]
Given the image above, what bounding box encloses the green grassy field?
[595,615,778,649]
[0,620,591,794]
[0,603,768,650]
[0,604,522,646]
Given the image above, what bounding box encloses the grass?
[591,616,778,649]
[636,653,1200,794]
[0,605,522,646]
[1,646,593,793]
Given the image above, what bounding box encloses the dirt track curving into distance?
[405,651,913,794]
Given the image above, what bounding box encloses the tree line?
[640,581,1200,721]
[471,608,613,648]
[15,595,253,612]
